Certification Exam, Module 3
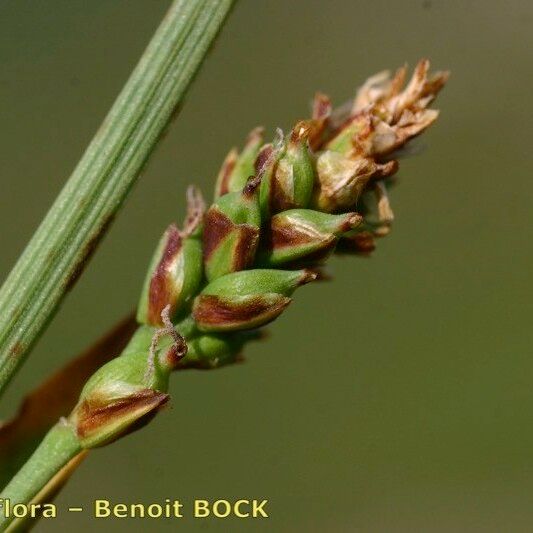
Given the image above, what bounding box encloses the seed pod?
[137,187,205,326]
[312,148,397,213]
[203,176,262,282]
[258,209,362,266]
[192,269,316,332]
[70,312,187,448]
[259,123,315,218]
[214,127,264,198]
[137,226,203,326]
[180,334,239,369]
[312,151,374,213]
[180,330,261,369]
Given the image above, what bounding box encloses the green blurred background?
[1,0,532,531]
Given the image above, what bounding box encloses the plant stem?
[0,0,235,398]
[0,422,81,531]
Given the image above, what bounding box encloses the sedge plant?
[0,58,448,529]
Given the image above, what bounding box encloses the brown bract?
[254,144,277,177]
[148,225,182,326]
[267,211,360,252]
[193,293,291,332]
[270,217,332,249]
[309,92,333,150]
[215,149,238,197]
[202,207,259,270]
[268,163,296,213]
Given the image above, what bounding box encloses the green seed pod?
[311,150,396,213]
[312,151,376,212]
[180,334,237,369]
[214,127,264,198]
[137,226,203,326]
[258,209,362,266]
[203,176,262,282]
[179,331,261,370]
[192,269,316,332]
[69,314,187,448]
[259,122,315,218]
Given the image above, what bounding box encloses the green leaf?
[0,0,236,398]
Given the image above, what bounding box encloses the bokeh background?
[1,1,532,531]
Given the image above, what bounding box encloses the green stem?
[0,422,81,531]
[0,0,235,398]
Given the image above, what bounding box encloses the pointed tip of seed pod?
[299,269,318,285]
[311,267,333,282]
[343,212,364,231]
